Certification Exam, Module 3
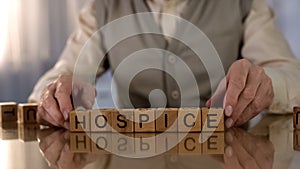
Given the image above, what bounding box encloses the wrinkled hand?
[223,128,274,169]
[37,74,96,128]
[38,128,97,169]
[207,59,274,128]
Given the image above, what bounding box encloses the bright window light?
[0,1,9,62]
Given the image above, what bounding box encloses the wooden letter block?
[0,123,18,140]
[112,109,134,133]
[18,103,38,124]
[0,102,18,122]
[69,111,90,132]
[294,107,300,129]
[201,132,225,154]
[155,108,178,132]
[178,108,201,132]
[135,133,156,156]
[294,129,300,151]
[155,133,178,154]
[91,109,113,132]
[134,109,155,132]
[112,133,135,155]
[91,133,112,154]
[70,132,91,153]
[201,108,224,132]
[178,133,201,155]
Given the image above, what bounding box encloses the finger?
[54,76,73,120]
[80,84,96,109]
[224,146,243,169]
[56,144,75,169]
[234,79,272,126]
[226,131,260,169]
[37,105,62,127]
[230,66,262,124]
[225,60,250,113]
[41,92,65,127]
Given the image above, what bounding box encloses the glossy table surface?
[0,113,299,169]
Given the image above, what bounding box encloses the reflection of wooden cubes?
[178,108,201,132]
[0,123,18,140]
[112,109,134,133]
[0,102,18,122]
[91,133,112,154]
[201,132,224,154]
[112,133,135,155]
[201,108,224,132]
[294,130,300,151]
[155,108,178,132]
[70,133,91,153]
[134,109,155,132]
[18,103,38,124]
[294,107,300,129]
[69,111,90,132]
[18,124,40,142]
[156,133,178,154]
[178,133,201,155]
[135,133,156,156]
[91,109,113,132]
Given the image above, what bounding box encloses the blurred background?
[0,0,299,104]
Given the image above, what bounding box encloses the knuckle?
[229,78,245,90]
[242,88,256,100]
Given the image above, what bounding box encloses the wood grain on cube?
[201,132,225,154]
[112,109,134,133]
[201,108,224,132]
[18,103,38,124]
[294,129,300,151]
[69,111,90,132]
[112,133,135,155]
[178,133,201,155]
[178,108,201,132]
[91,109,113,132]
[156,133,178,154]
[0,102,18,122]
[134,109,155,132]
[18,124,40,142]
[155,108,178,132]
[294,107,300,129]
[70,132,91,153]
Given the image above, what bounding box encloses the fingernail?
[226,118,234,128]
[63,111,69,120]
[206,99,211,107]
[226,131,233,143]
[64,122,70,129]
[225,105,233,116]
[225,146,233,157]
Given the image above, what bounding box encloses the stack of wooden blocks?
[0,102,39,141]
[69,107,225,155]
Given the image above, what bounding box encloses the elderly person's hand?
[37,74,96,128]
[207,59,274,128]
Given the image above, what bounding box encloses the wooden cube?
[69,111,90,132]
[112,109,134,133]
[112,133,135,156]
[70,132,91,153]
[90,109,113,132]
[135,133,156,156]
[18,103,38,124]
[294,107,300,129]
[201,108,224,132]
[201,132,225,154]
[155,108,178,132]
[294,130,300,151]
[0,102,18,122]
[155,133,178,154]
[91,133,112,154]
[18,124,40,142]
[178,108,201,132]
[0,122,18,140]
[134,109,155,132]
[178,133,201,155]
